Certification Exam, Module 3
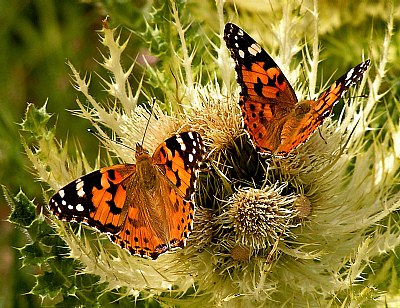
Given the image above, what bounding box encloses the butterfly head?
[135,143,150,157]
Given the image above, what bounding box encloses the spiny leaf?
[20,103,54,140]
[3,186,36,228]
[18,242,46,267]
[32,271,66,299]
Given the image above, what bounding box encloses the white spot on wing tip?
[346,68,355,80]
[59,189,65,199]
[76,180,84,189]
[76,204,84,212]
[77,189,85,198]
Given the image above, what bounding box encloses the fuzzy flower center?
[227,186,298,249]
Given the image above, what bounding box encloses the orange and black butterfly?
[224,22,370,156]
[49,132,205,259]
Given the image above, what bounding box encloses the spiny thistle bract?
[18,1,400,307]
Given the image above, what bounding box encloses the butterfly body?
[224,22,370,156]
[49,132,205,259]
[135,145,159,190]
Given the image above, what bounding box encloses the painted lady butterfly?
[49,132,205,259]
[224,23,370,156]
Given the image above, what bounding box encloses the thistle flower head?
[226,185,298,249]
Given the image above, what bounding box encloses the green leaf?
[3,187,147,306]
[32,271,65,299]
[3,185,36,228]
[18,242,46,267]
[28,218,55,241]
[20,103,54,140]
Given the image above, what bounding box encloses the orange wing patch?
[224,22,370,156]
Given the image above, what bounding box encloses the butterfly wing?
[152,132,205,251]
[277,60,371,154]
[224,22,298,153]
[109,132,205,259]
[49,164,136,233]
[152,132,205,199]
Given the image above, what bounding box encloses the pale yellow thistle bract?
[23,0,400,306]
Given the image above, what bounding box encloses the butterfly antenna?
[141,97,157,147]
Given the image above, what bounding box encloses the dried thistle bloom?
[293,194,312,219]
[20,1,400,307]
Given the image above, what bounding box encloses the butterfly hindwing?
[109,178,196,259]
[108,176,173,259]
[108,132,205,259]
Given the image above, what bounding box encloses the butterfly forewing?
[49,165,135,233]
[224,23,298,154]
[152,132,205,200]
[49,132,205,260]
[313,60,371,116]
[224,23,297,105]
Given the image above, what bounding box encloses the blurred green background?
[1,0,398,306]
